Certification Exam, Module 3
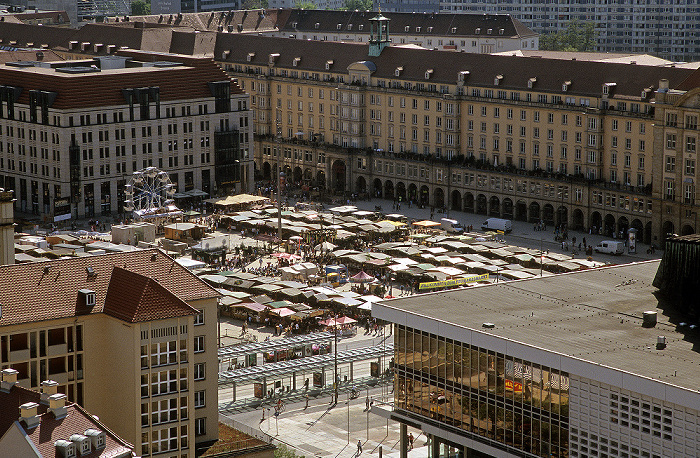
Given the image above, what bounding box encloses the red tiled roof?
[0,383,133,457]
[103,266,199,323]
[0,249,220,327]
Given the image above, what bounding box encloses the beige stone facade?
[0,250,221,458]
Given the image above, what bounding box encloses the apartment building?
[371,259,700,458]
[215,22,697,244]
[266,9,538,53]
[0,50,253,221]
[0,370,134,456]
[0,249,221,457]
[652,77,700,240]
[122,9,538,53]
[433,0,700,62]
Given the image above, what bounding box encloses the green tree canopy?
[131,0,150,15]
[539,20,597,52]
[295,0,317,8]
[241,0,268,9]
[341,0,372,10]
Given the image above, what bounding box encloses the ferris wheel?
[123,167,175,213]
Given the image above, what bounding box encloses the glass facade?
[394,325,570,457]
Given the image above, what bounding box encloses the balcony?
[47,343,68,357]
[9,349,30,361]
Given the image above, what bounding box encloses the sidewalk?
[349,197,660,262]
[221,392,427,458]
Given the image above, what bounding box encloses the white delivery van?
[440,218,464,233]
[481,218,512,233]
[594,240,624,255]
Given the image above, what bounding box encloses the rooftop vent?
[20,402,40,428]
[656,335,666,349]
[643,311,657,328]
[482,322,495,329]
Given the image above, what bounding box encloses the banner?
[419,274,489,290]
[505,379,523,393]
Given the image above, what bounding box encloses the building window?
[194,310,204,326]
[195,418,206,436]
[194,336,205,353]
[194,363,205,381]
[194,390,206,409]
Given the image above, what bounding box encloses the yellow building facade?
[216,29,699,244]
[0,249,220,458]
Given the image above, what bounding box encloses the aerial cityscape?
[0,2,699,458]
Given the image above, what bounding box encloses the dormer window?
[293,57,301,67]
[458,70,470,82]
[358,24,363,30]
[291,22,297,28]
[602,82,616,95]
[494,74,503,86]
[487,28,492,35]
[416,26,421,32]
[348,24,352,30]
[337,23,342,30]
[499,28,504,35]
[269,53,279,65]
[315,22,319,29]
[246,52,255,62]
[425,69,434,80]
[452,27,457,34]
[562,81,571,92]
[326,60,333,70]
[405,25,410,32]
[475,28,480,34]
[395,66,403,77]
[427,26,433,32]
[528,77,537,88]
[79,289,96,308]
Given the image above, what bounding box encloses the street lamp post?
[334,312,339,405]
[276,120,282,248]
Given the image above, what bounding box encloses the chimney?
[1,368,18,392]
[20,402,41,428]
[40,380,59,404]
[49,393,68,419]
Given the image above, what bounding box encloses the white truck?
[440,218,464,233]
[594,240,625,255]
[481,218,512,233]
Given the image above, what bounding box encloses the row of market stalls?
[200,272,383,327]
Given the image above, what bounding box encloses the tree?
[341,0,372,10]
[131,0,150,15]
[275,445,305,458]
[539,20,597,52]
[241,0,268,9]
[295,0,317,8]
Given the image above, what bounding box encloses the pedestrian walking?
[304,395,309,410]
[357,440,363,455]
[365,396,370,411]
[408,433,414,450]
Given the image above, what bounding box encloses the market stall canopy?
[412,220,442,227]
[320,316,357,326]
[219,296,242,306]
[267,300,294,309]
[270,307,296,317]
[351,270,374,283]
[206,194,269,207]
[251,294,274,304]
[314,241,337,252]
[237,302,268,313]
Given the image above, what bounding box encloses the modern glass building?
[373,260,700,458]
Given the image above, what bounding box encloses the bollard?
[379,446,382,458]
